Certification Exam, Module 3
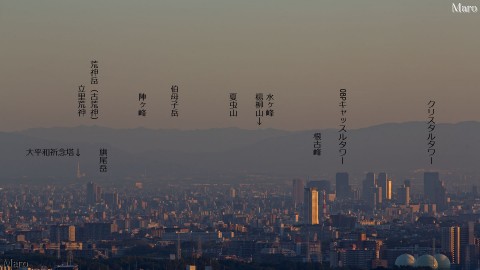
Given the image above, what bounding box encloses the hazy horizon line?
[5,120,480,133]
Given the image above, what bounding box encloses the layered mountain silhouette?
[1,122,479,185]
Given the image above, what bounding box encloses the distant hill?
[1,122,479,185]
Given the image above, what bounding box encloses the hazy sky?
[1,0,479,131]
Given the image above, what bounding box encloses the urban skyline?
[0,170,478,269]
[2,1,480,269]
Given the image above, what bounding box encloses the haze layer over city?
[1,1,480,270]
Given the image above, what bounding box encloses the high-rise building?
[398,180,410,206]
[86,182,97,206]
[308,180,330,220]
[376,186,383,207]
[87,181,102,206]
[404,179,411,188]
[229,187,236,198]
[377,172,388,200]
[424,172,447,210]
[460,222,475,267]
[292,179,305,207]
[362,172,377,208]
[50,225,75,242]
[340,249,376,270]
[96,185,102,202]
[424,172,438,201]
[336,172,351,200]
[307,180,331,193]
[320,189,328,222]
[103,192,119,209]
[441,226,461,264]
[386,179,392,200]
[83,222,113,241]
[304,187,319,225]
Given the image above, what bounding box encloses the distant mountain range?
[1,122,479,186]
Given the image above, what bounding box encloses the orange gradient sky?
[1,0,479,131]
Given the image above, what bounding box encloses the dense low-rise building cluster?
[0,171,479,269]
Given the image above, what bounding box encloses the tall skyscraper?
[424,172,439,201]
[398,180,410,206]
[87,181,101,206]
[362,172,377,208]
[386,179,392,200]
[441,226,461,264]
[460,222,475,267]
[336,172,350,200]
[320,190,328,222]
[307,180,331,193]
[304,187,319,225]
[292,179,305,207]
[103,192,119,209]
[424,172,447,210]
[404,179,411,188]
[377,172,388,200]
[376,186,382,206]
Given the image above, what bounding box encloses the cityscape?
[0,171,478,269]
[2,1,480,269]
